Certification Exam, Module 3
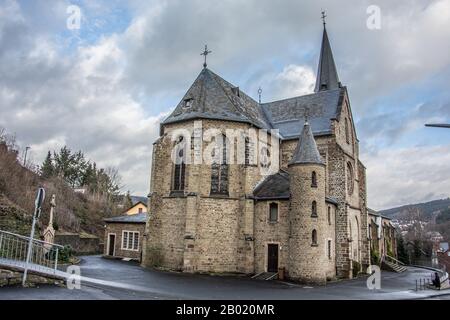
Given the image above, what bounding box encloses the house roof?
[289,121,324,165]
[368,208,392,220]
[104,212,148,224]
[252,170,337,205]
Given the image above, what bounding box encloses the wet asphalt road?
[0,255,449,300]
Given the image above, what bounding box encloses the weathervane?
[258,87,262,104]
[200,44,212,68]
[321,10,327,26]
[303,106,311,124]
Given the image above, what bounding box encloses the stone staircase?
[251,272,278,280]
[381,255,407,273]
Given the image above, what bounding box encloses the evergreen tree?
[125,191,133,209]
[41,151,55,178]
[396,235,409,264]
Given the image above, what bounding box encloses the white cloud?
[363,145,450,210]
[1,0,450,205]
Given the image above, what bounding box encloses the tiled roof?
[261,88,343,139]
[163,68,271,129]
[252,170,338,205]
[289,121,324,165]
[104,212,148,224]
[253,170,290,200]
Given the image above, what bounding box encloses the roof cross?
[200,45,212,68]
[321,10,327,26]
[302,106,311,124]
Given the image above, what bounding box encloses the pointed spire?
[314,19,341,93]
[289,121,324,166]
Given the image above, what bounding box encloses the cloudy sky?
[0,0,449,210]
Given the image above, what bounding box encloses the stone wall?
[254,200,290,274]
[104,222,145,261]
[288,163,330,284]
[55,233,100,255]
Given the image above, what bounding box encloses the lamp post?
[23,146,30,166]
[22,187,45,286]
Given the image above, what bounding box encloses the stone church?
[142,24,370,284]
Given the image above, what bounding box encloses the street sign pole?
[22,188,45,286]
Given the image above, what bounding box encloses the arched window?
[327,240,332,259]
[244,136,250,166]
[312,229,318,245]
[327,206,331,225]
[347,162,354,195]
[311,201,317,217]
[172,137,186,192]
[211,134,229,195]
[311,171,317,188]
[345,118,350,144]
[269,202,278,222]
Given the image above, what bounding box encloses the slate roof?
[253,170,290,200]
[163,68,271,129]
[253,170,338,205]
[162,27,344,141]
[289,121,324,165]
[261,88,343,139]
[314,27,340,92]
[104,212,148,224]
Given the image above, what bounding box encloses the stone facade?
[104,222,146,261]
[142,25,372,284]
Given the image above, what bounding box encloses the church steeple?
[314,18,341,93]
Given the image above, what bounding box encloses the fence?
[0,229,64,274]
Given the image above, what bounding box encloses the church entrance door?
[267,244,279,272]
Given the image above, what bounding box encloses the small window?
[328,240,332,259]
[347,162,354,195]
[311,171,317,187]
[311,201,317,217]
[138,207,143,213]
[122,231,139,251]
[184,98,193,108]
[312,229,318,245]
[269,203,278,222]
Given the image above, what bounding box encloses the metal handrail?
[0,229,63,274]
[0,230,64,248]
[384,254,405,266]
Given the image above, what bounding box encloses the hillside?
[379,198,450,220]
[380,198,450,242]
[0,138,123,238]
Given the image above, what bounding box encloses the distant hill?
[379,198,450,220]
